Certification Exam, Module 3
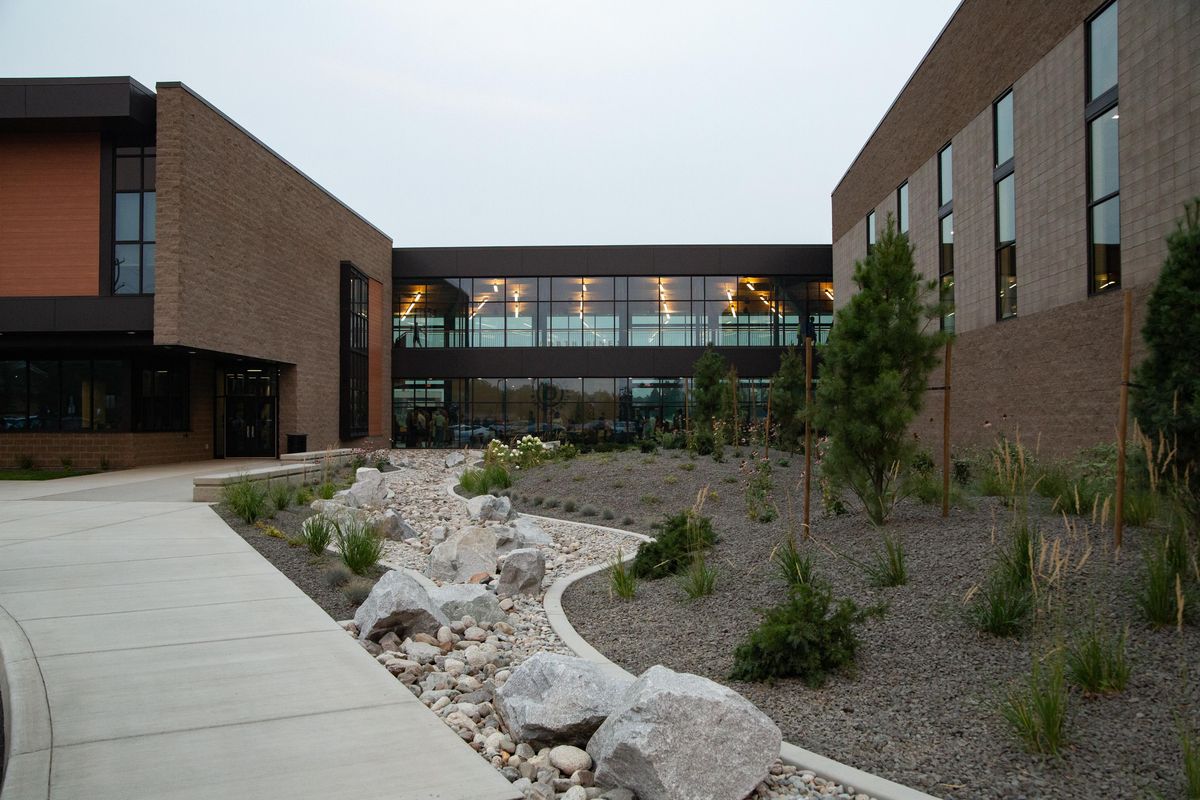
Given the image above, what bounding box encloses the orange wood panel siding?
[0,133,101,296]
[368,277,383,437]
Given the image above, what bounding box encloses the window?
[866,211,877,254]
[134,360,190,432]
[112,146,156,295]
[0,358,132,432]
[1086,2,1119,294]
[341,264,370,439]
[937,144,954,331]
[994,90,1017,320]
[897,182,909,235]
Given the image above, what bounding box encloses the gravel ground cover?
[513,449,1200,800]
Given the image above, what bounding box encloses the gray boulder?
[586,665,781,800]
[495,653,634,747]
[428,526,498,582]
[496,548,545,598]
[379,508,419,540]
[445,451,466,468]
[468,494,515,522]
[513,516,554,546]
[345,467,389,508]
[313,501,408,541]
[429,583,505,625]
[354,569,448,641]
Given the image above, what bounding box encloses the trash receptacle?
[286,433,308,454]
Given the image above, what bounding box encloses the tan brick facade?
[831,0,1200,458]
[154,83,393,454]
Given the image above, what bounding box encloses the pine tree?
[770,347,807,452]
[815,216,947,524]
[1133,198,1200,490]
[692,347,728,428]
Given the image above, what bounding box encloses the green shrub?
[998,522,1036,590]
[621,515,634,526]
[556,442,579,460]
[1065,623,1130,695]
[317,482,337,500]
[1052,477,1111,518]
[268,481,294,512]
[679,553,717,599]
[951,456,973,487]
[1123,489,1159,527]
[730,581,883,687]
[223,478,268,524]
[772,538,815,589]
[544,498,560,509]
[300,515,337,555]
[679,462,696,472]
[602,509,615,520]
[16,454,34,470]
[581,505,597,517]
[342,578,375,605]
[970,570,1032,637]
[563,500,577,513]
[1033,462,1071,501]
[323,562,353,588]
[746,458,776,523]
[632,511,716,579]
[1000,656,1069,756]
[864,532,907,588]
[640,494,660,506]
[459,463,511,496]
[608,550,637,600]
[60,456,73,471]
[910,449,935,475]
[295,485,314,505]
[336,519,384,575]
[905,470,943,505]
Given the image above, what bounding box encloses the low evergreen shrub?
[730,581,882,687]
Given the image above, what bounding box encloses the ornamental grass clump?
[1138,528,1197,628]
[608,549,637,600]
[864,531,908,588]
[631,509,716,579]
[223,478,268,524]
[1182,719,1200,799]
[317,481,337,500]
[1065,622,1130,695]
[730,580,883,687]
[300,514,337,556]
[678,552,718,599]
[1000,656,1069,756]
[336,519,383,576]
[459,463,511,496]
[268,481,294,512]
[772,537,815,589]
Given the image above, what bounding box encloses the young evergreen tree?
[815,216,947,524]
[770,347,807,452]
[1133,198,1200,491]
[692,347,728,427]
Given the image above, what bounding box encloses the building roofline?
[156,81,392,242]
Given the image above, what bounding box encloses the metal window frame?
[1084,0,1120,297]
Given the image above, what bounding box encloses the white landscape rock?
[444,451,466,468]
[346,467,390,508]
[495,653,634,747]
[353,568,448,641]
[427,526,498,582]
[587,665,782,800]
[467,494,516,523]
[495,548,545,598]
[428,582,506,626]
[495,519,553,554]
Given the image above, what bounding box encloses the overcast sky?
[0,1,959,246]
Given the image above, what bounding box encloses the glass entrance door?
[217,367,278,458]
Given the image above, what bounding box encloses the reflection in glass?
[939,145,953,206]
[1091,196,1121,292]
[1089,109,1120,200]
[995,92,1014,166]
[1088,2,1118,101]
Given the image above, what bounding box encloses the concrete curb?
[0,602,52,800]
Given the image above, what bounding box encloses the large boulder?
[378,508,419,540]
[445,452,466,468]
[345,467,389,508]
[495,519,553,554]
[354,569,448,641]
[428,526,498,582]
[586,666,781,800]
[495,653,634,747]
[467,494,515,523]
[428,583,505,625]
[496,548,545,598]
[312,501,413,541]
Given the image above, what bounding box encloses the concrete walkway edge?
[0,603,51,800]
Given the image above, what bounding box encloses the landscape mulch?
[510,448,1199,800]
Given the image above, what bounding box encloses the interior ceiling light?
[401,291,422,319]
[823,288,834,300]
[746,281,755,291]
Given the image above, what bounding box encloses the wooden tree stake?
[1115,289,1133,550]
[764,379,773,461]
[803,336,814,540]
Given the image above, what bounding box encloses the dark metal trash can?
[286,434,308,454]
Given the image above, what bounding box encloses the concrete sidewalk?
[0,499,519,800]
[0,459,267,504]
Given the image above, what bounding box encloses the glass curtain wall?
[394,277,834,348]
[393,376,781,448]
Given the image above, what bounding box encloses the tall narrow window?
[1087,1,1119,293]
[866,211,876,255]
[937,144,954,332]
[994,90,1017,319]
[897,182,909,235]
[340,263,370,439]
[112,146,156,295]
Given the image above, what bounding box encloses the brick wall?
[0,132,100,297]
[911,287,1148,460]
[154,83,393,453]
